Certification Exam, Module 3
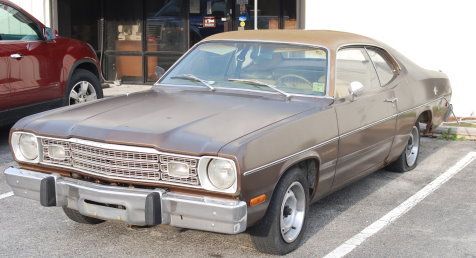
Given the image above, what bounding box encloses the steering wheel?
[277,74,312,89]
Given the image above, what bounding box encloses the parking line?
[323,151,476,258]
[0,191,14,200]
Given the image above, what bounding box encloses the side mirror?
[349,81,364,101]
[155,66,166,80]
[43,27,56,41]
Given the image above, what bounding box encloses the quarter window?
[366,48,396,86]
[335,48,380,99]
[0,4,41,41]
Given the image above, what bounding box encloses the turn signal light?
[249,194,267,207]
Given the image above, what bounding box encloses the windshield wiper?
[171,74,216,91]
[228,78,292,99]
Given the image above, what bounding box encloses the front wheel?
[64,69,103,106]
[386,124,421,172]
[250,168,309,255]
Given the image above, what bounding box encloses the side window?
[0,4,41,41]
[335,48,380,99]
[366,48,396,86]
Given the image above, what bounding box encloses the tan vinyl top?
[203,30,379,51]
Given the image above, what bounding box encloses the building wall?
[9,0,51,26]
[11,0,475,116]
[306,0,476,117]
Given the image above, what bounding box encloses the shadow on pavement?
[300,137,451,246]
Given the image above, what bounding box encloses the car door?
[332,46,398,189]
[0,4,13,111]
[0,3,59,109]
[0,42,12,111]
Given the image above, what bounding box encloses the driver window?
[335,47,380,99]
[0,4,41,41]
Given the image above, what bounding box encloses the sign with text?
[203,16,216,28]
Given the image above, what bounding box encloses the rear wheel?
[62,206,105,225]
[386,124,421,172]
[250,168,309,255]
[64,69,103,106]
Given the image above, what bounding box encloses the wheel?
[64,69,103,106]
[250,168,309,255]
[62,206,105,224]
[386,123,421,172]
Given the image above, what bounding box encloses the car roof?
[204,30,379,51]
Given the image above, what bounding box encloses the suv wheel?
[65,69,103,106]
[250,168,309,255]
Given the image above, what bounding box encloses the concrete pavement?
[0,123,475,257]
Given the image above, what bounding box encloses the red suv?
[0,0,103,126]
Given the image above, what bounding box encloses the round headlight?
[19,134,39,160]
[207,159,236,190]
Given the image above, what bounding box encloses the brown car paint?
[10,30,452,227]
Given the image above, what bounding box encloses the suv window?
[0,4,41,41]
[366,48,396,86]
[335,47,380,99]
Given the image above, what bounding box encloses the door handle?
[384,97,398,103]
[10,53,23,59]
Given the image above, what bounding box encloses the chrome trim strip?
[243,96,446,176]
[243,137,339,176]
[396,96,445,116]
[339,114,397,139]
[320,159,337,170]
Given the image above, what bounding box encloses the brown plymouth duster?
[4,30,452,254]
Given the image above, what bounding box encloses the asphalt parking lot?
[0,125,475,257]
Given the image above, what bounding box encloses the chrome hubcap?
[405,126,420,167]
[280,181,306,243]
[69,81,97,105]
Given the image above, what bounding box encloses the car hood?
[15,88,332,155]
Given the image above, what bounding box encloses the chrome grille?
[159,155,199,185]
[41,139,72,166]
[40,138,200,186]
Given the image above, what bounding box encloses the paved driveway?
[0,125,475,257]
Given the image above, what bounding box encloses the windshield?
[160,42,328,96]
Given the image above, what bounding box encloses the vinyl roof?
[204,30,379,51]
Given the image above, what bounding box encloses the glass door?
[145,0,188,81]
[189,0,229,46]
[103,0,143,83]
[233,0,298,30]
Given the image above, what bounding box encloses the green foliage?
[439,128,466,141]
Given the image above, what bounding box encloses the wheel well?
[283,158,320,196]
[419,110,433,133]
[75,62,99,79]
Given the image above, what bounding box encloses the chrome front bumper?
[4,167,247,234]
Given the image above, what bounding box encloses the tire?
[386,123,421,172]
[62,206,105,225]
[64,68,103,106]
[250,168,309,255]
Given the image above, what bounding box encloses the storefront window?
[57,0,301,83]
[105,55,143,82]
[58,0,100,49]
[283,0,298,29]
[234,0,299,30]
[145,0,187,81]
[104,0,142,52]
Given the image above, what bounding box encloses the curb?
[433,125,476,140]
